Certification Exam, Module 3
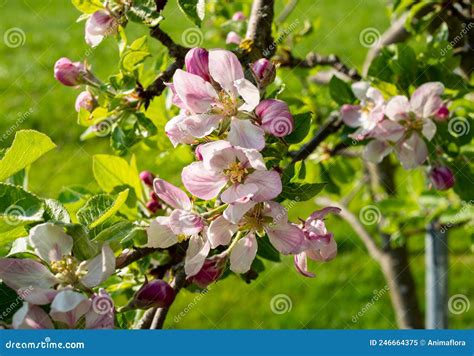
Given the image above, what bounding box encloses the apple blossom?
[85,10,118,47]
[54,58,87,86]
[232,11,246,21]
[185,47,210,81]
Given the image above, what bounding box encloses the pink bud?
[255,99,294,137]
[250,58,276,87]
[54,58,86,86]
[190,255,227,288]
[226,31,242,45]
[132,280,175,309]
[232,11,246,21]
[185,48,210,81]
[429,166,455,190]
[150,191,159,202]
[75,91,95,112]
[139,171,155,187]
[146,200,161,214]
[434,105,450,121]
[85,10,118,47]
[195,144,203,161]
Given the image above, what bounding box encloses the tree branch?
[290,114,343,163]
[245,0,275,57]
[115,247,159,269]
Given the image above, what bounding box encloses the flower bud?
[75,91,96,112]
[150,191,159,202]
[146,200,161,214]
[190,255,227,288]
[139,171,155,187]
[195,144,203,161]
[85,10,118,47]
[434,105,450,121]
[54,58,86,86]
[232,11,246,21]
[250,58,276,88]
[429,166,455,190]
[185,48,210,81]
[255,99,294,137]
[226,31,241,45]
[131,280,175,309]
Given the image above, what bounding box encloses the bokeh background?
[0,0,472,328]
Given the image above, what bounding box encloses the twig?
[278,51,361,81]
[245,0,275,57]
[276,0,298,24]
[115,247,159,269]
[290,114,343,163]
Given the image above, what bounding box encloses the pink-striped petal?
[153,178,192,210]
[80,244,115,288]
[185,234,211,277]
[12,303,54,329]
[235,78,260,112]
[244,170,282,202]
[182,161,228,200]
[173,69,217,114]
[363,140,393,164]
[410,82,444,118]
[228,118,265,150]
[385,96,409,121]
[209,49,244,95]
[294,252,315,278]
[50,290,91,328]
[208,216,238,248]
[147,216,178,248]
[266,223,305,255]
[29,223,73,263]
[230,233,257,274]
[395,133,428,169]
[169,209,204,236]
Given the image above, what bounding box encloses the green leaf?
[0,183,44,246]
[93,220,146,244]
[43,199,71,223]
[0,282,23,323]
[257,234,281,262]
[127,0,163,26]
[93,154,143,199]
[0,130,56,181]
[329,76,356,105]
[280,182,326,201]
[120,36,151,73]
[71,0,103,14]
[178,0,205,27]
[65,224,98,260]
[77,189,129,229]
[285,112,312,144]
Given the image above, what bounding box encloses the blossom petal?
[294,252,315,278]
[410,82,444,118]
[153,178,192,210]
[228,118,265,151]
[395,133,428,169]
[223,200,256,224]
[182,161,228,200]
[169,209,204,236]
[244,170,282,202]
[50,290,91,328]
[351,81,370,101]
[208,216,238,248]
[266,223,305,255]
[306,237,338,261]
[165,114,196,147]
[340,105,363,128]
[220,183,258,204]
[235,78,260,112]
[12,303,54,329]
[240,148,266,170]
[209,49,244,95]
[263,201,288,224]
[385,96,409,121]
[363,140,392,164]
[230,233,257,274]
[309,207,341,221]
[85,289,115,329]
[199,140,234,171]
[185,234,211,277]
[173,69,217,114]
[370,120,405,142]
[183,114,222,138]
[146,216,178,248]
[29,223,73,263]
[80,244,115,288]
[422,118,437,141]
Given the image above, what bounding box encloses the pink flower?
[364,82,444,169]
[232,11,246,21]
[185,48,210,81]
[54,58,87,86]
[0,223,115,305]
[250,58,276,88]
[429,166,455,190]
[85,10,118,47]
[167,49,262,149]
[209,201,305,273]
[181,140,282,221]
[340,82,385,140]
[294,207,340,277]
[255,99,294,137]
[75,90,95,112]
[226,31,242,45]
[146,178,208,277]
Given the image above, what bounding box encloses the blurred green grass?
[0,0,472,329]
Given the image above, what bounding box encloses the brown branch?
[278,51,361,81]
[290,114,343,164]
[276,0,298,24]
[245,0,275,57]
[115,247,159,269]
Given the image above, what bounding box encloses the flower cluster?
[146,48,339,281]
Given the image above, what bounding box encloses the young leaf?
[329,76,356,105]
[0,130,56,181]
[178,0,205,27]
[280,182,326,201]
[257,234,281,262]
[71,0,102,14]
[285,112,312,144]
